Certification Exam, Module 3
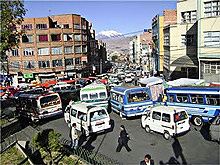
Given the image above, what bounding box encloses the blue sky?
[24,1,177,35]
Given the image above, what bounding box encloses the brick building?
[7,14,98,83]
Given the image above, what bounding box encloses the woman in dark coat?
[116,125,131,152]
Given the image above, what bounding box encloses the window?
[71,109,77,117]
[206,95,220,106]
[82,24,87,30]
[82,35,87,41]
[36,24,47,29]
[65,58,73,66]
[203,61,220,74]
[111,93,124,103]
[24,61,35,69]
[128,91,150,103]
[181,10,197,23]
[37,35,48,42]
[174,111,188,122]
[64,46,72,54]
[74,24,80,29]
[11,61,20,69]
[38,48,49,55]
[176,94,188,103]
[82,46,87,53]
[204,1,220,17]
[51,47,62,55]
[168,95,175,102]
[51,34,61,41]
[162,113,170,122]
[75,57,81,65]
[39,60,50,68]
[10,49,19,57]
[63,34,72,41]
[204,31,220,47]
[90,109,108,122]
[181,35,196,46]
[90,93,98,99]
[23,48,34,56]
[22,35,33,43]
[74,34,81,42]
[52,59,62,67]
[77,111,87,122]
[164,33,169,46]
[21,24,32,30]
[152,111,161,120]
[63,24,69,28]
[82,94,88,100]
[75,46,81,53]
[100,92,106,99]
[190,94,204,104]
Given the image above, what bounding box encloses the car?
[209,115,220,143]
[141,105,190,140]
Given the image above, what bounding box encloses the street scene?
[1,0,220,165]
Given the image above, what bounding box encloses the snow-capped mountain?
[96,30,123,40]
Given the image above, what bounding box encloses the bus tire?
[163,131,171,140]
[193,116,203,126]
[145,125,151,133]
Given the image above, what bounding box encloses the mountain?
[96,30,123,40]
[96,30,133,52]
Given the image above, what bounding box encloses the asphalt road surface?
[38,111,219,165]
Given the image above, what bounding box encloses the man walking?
[70,123,78,150]
[116,125,131,152]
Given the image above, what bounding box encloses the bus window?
[111,92,118,101]
[162,113,170,122]
[169,95,175,102]
[90,93,98,99]
[99,92,106,99]
[82,94,88,100]
[90,109,108,122]
[190,94,204,104]
[152,111,161,120]
[176,94,188,103]
[206,95,220,106]
[128,91,150,103]
[40,95,59,107]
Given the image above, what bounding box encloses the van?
[141,105,190,140]
[64,102,111,136]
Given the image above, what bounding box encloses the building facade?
[198,0,220,82]
[8,14,98,83]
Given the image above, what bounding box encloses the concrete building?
[152,10,177,76]
[7,14,98,83]
[198,0,220,82]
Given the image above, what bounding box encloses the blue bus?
[165,87,220,126]
[110,86,154,118]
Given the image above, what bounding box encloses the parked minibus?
[16,91,62,122]
[110,85,154,118]
[165,87,220,126]
[80,83,108,108]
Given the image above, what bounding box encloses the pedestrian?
[116,125,131,152]
[140,154,154,165]
[70,123,79,150]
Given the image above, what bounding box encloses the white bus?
[80,83,108,108]
[16,91,62,122]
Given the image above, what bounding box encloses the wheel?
[163,131,171,140]
[145,125,151,133]
[193,116,203,126]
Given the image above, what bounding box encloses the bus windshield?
[128,91,150,103]
[40,95,60,108]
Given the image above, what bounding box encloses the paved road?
[38,111,219,165]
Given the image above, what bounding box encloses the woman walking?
[116,125,131,152]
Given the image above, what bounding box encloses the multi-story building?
[7,14,97,83]
[152,10,177,76]
[198,0,220,82]
[164,0,220,82]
